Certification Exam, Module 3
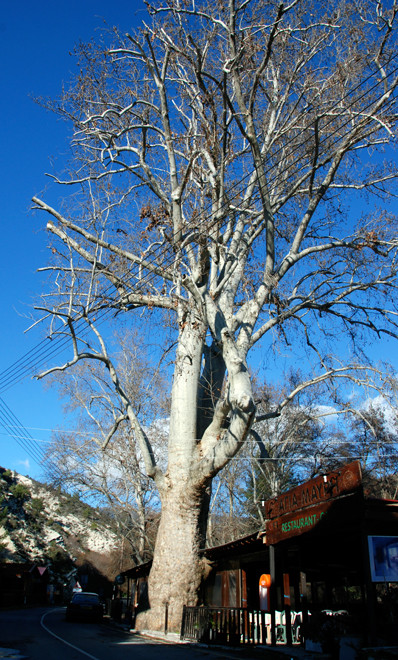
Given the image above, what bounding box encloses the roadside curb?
[104,620,315,659]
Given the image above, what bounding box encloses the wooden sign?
[266,500,333,545]
[262,461,362,521]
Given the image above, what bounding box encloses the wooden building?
[120,462,398,653]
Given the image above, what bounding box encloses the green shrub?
[0,469,13,484]
[10,483,30,501]
[29,498,45,516]
[0,506,8,526]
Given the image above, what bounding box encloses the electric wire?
[0,398,115,485]
[0,397,53,472]
[2,425,398,447]
[0,398,107,490]
[0,57,396,394]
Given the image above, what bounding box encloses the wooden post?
[270,544,276,646]
[299,571,308,647]
[283,573,292,646]
[241,569,247,607]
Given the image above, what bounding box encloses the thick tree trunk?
[135,481,206,632]
[135,316,208,632]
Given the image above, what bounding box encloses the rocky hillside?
[0,467,123,587]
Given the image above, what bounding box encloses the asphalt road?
[0,607,285,660]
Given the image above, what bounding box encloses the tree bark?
[137,481,206,631]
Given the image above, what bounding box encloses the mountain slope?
[0,467,123,588]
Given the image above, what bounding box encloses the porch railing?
[181,606,282,646]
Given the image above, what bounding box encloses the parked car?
[65,592,103,622]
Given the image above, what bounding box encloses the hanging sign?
[266,500,333,544]
[262,461,362,521]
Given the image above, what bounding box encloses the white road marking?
[40,610,101,660]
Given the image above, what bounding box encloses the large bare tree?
[32,0,397,630]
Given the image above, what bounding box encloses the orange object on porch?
[259,573,271,588]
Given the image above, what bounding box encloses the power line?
[0,398,110,487]
[0,396,48,467]
[1,426,397,446]
[0,396,70,482]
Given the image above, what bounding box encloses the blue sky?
[0,1,147,479]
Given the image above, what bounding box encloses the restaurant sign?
[266,501,333,544]
[263,461,362,545]
[262,461,362,520]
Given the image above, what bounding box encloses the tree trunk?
[135,316,209,632]
[136,481,206,632]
